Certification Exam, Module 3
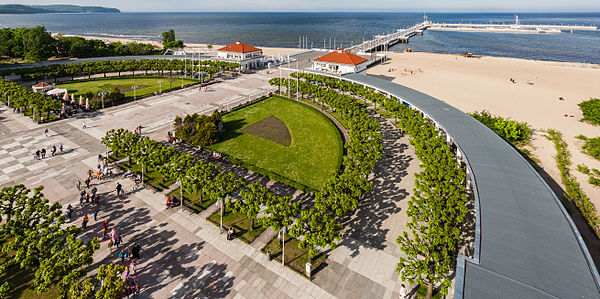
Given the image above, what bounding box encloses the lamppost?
[132,85,139,101]
[157,80,163,94]
[98,91,107,109]
[177,180,183,212]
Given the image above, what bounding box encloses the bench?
[182,202,199,214]
[145,181,162,194]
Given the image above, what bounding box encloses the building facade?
[217,41,263,70]
[312,50,369,75]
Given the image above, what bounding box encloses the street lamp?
[132,85,139,101]
[98,91,107,109]
[157,80,163,94]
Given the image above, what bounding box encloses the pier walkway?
[346,21,431,53]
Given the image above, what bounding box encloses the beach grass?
[55,75,199,99]
[207,95,343,190]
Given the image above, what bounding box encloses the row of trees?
[291,73,469,298]
[0,185,124,298]
[0,26,160,62]
[174,111,222,146]
[468,110,531,145]
[0,78,61,120]
[268,75,384,259]
[101,129,306,256]
[1,58,240,81]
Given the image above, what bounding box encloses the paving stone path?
[0,70,418,298]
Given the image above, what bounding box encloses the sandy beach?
[367,51,600,209]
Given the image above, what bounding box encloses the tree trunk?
[425,283,433,299]
[250,218,254,231]
[104,73,107,78]
[118,72,121,77]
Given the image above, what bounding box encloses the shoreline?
[61,34,600,67]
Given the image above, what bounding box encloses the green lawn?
[167,187,217,212]
[261,234,327,278]
[207,207,267,244]
[55,75,199,99]
[207,95,343,190]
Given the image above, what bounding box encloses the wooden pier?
[346,15,597,54]
[346,21,432,53]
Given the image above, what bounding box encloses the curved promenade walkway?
[342,73,600,298]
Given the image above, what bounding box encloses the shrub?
[576,135,600,161]
[578,98,600,125]
[469,110,531,144]
[546,129,600,238]
[175,111,221,146]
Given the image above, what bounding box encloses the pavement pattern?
[0,70,418,298]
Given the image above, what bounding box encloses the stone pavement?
[0,69,418,298]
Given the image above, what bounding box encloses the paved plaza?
[0,70,418,298]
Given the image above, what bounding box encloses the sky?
[1,0,599,12]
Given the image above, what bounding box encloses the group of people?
[33,129,63,160]
[134,125,143,135]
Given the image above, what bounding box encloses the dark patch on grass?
[242,115,291,147]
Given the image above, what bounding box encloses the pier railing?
[346,21,431,53]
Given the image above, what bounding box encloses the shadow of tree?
[341,117,413,256]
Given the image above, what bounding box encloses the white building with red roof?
[31,82,54,93]
[312,49,369,75]
[217,40,263,70]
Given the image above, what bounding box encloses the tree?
[69,263,126,298]
[289,208,341,264]
[235,182,268,230]
[204,171,245,230]
[22,26,55,61]
[0,185,99,298]
[162,29,176,46]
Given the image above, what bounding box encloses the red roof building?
[217,41,263,70]
[32,82,54,93]
[313,49,370,74]
[218,41,261,54]
[314,50,368,65]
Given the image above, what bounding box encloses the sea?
[1,12,600,64]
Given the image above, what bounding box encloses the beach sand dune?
[368,51,600,210]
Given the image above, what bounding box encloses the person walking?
[76,179,81,191]
[108,238,114,251]
[35,149,40,160]
[66,204,73,220]
[115,234,122,248]
[103,219,108,231]
[82,214,89,229]
[91,186,97,197]
[93,208,98,221]
[59,143,63,153]
[43,128,49,137]
[116,182,123,197]
[132,243,140,259]
[79,194,85,207]
[119,249,125,264]
[40,148,46,159]
[51,145,56,156]
[82,122,87,129]
[85,177,90,189]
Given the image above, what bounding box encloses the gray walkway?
[342,73,600,298]
[0,70,418,298]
